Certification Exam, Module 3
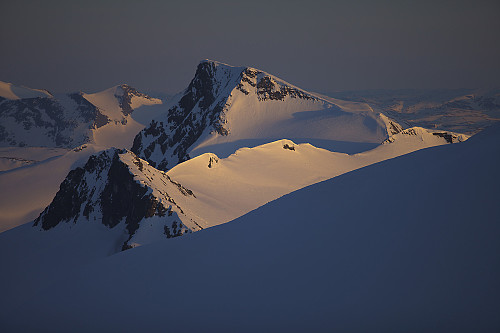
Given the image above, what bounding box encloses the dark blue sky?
[1,0,499,94]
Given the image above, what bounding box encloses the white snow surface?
[0,123,498,332]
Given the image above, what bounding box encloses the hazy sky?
[1,0,499,94]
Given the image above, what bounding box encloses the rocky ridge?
[34,148,203,251]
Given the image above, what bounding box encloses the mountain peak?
[199,59,248,69]
[132,61,406,171]
[33,148,203,251]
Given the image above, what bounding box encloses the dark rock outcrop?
[34,148,199,251]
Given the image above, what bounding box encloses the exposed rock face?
[115,84,158,116]
[132,61,239,170]
[68,92,110,128]
[0,95,82,147]
[255,75,316,101]
[131,61,322,171]
[34,149,202,251]
[382,127,469,144]
[431,131,466,144]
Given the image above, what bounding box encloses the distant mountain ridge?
[324,89,500,135]
[0,81,162,148]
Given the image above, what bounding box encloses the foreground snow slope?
[1,124,497,332]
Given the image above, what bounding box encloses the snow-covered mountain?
[1,60,468,244]
[132,60,404,170]
[33,148,204,250]
[1,61,472,242]
[1,123,497,332]
[0,81,162,148]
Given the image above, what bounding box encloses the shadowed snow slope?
[0,124,498,332]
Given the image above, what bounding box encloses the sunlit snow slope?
[83,85,164,148]
[167,127,467,228]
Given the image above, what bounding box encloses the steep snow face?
[33,148,204,251]
[132,60,402,170]
[0,82,162,149]
[0,125,497,333]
